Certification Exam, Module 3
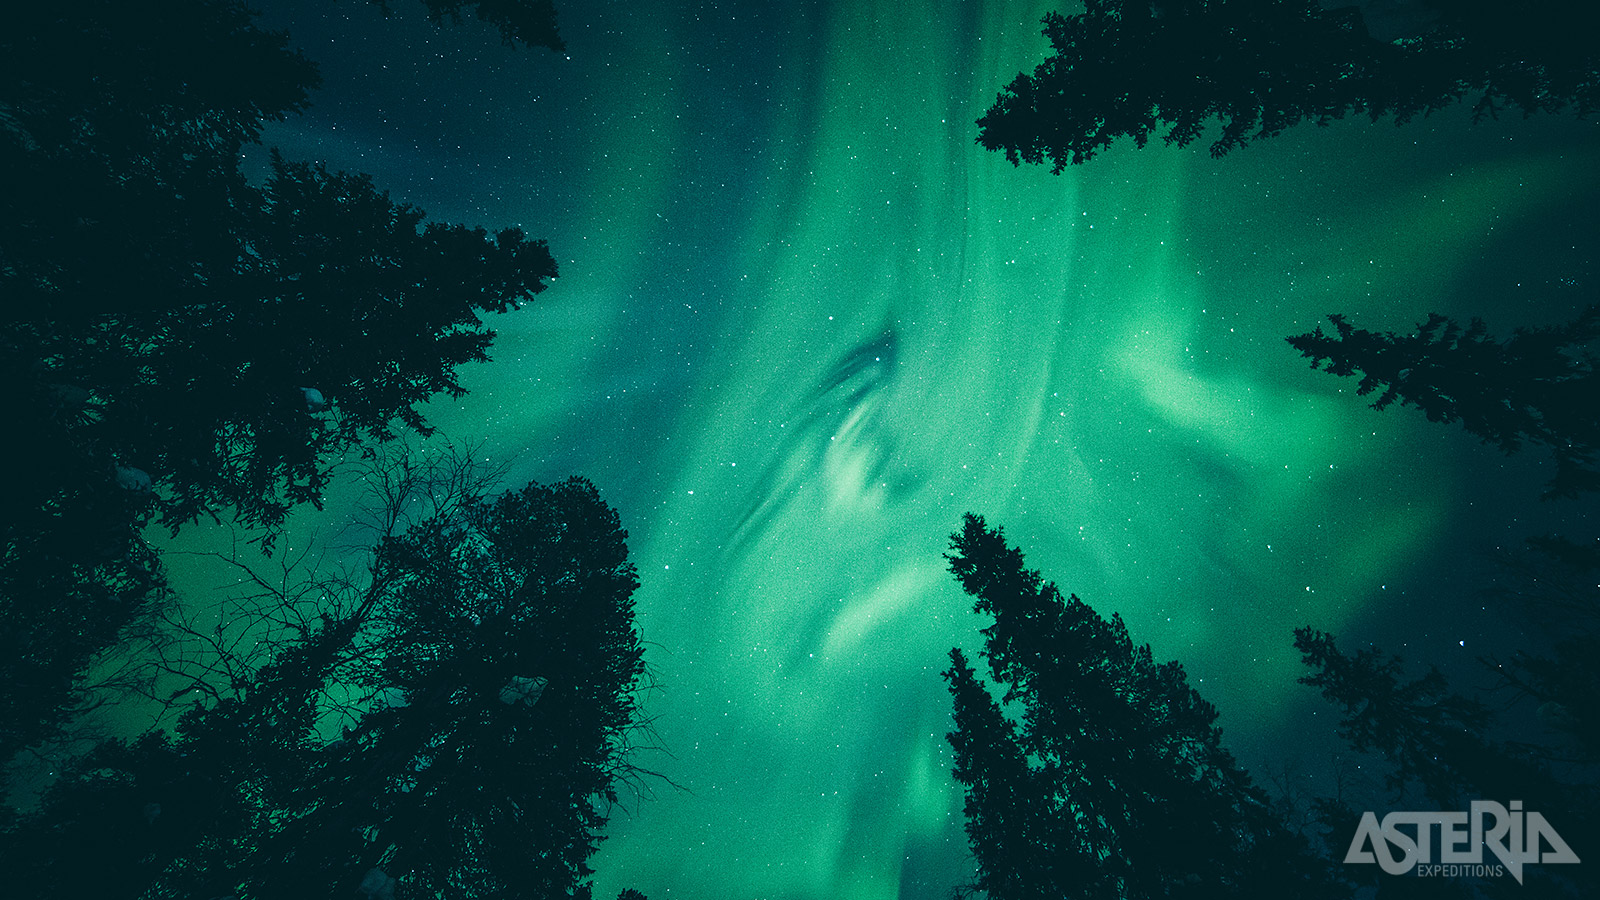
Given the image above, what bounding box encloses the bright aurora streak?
[150,0,1600,898]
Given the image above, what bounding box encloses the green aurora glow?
[143,1,1600,897]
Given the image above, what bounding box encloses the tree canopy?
[1286,404,1600,895]
[1287,306,1600,499]
[1295,626,1597,896]
[979,0,1600,169]
[942,513,1342,899]
[1,0,560,763]
[1,472,646,900]
[406,0,566,50]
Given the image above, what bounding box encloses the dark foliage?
[1,476,645,900]
[1289,309,1600,897]
[1296,629,1503,806]
[1287,307,1600,499]
[942,513,1344,899]
[255,477,645,900]
[1485,536,1600,765]
[402,0,566,51]
[1,0,309,761]
[0,0,558,763]
[979,0,1599,169]
[1295,627,1597,898]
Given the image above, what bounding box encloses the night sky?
[153,1,1600,897]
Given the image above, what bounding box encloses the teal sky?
[152,1,1600,897]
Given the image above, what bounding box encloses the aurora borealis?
[152,0,1600,897]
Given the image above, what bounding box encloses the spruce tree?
[1295,627,1596,897]
[1287,307,1600,499]
[978,0,1598,170]
[943,514,1343,899]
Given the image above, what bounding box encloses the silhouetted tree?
[250,477,643,900]
[943,513,1344,899]
[1287,306,1600,499]
[1296,629,1507,807]
[1484,535,1600,764]
[1295,627,1596,897]
[403,0,565,50]
[1287,303,1600,897]
[1,0,311,765]
[1,473,646,900]
[979,0,1598,169]
[0,0,560,764]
